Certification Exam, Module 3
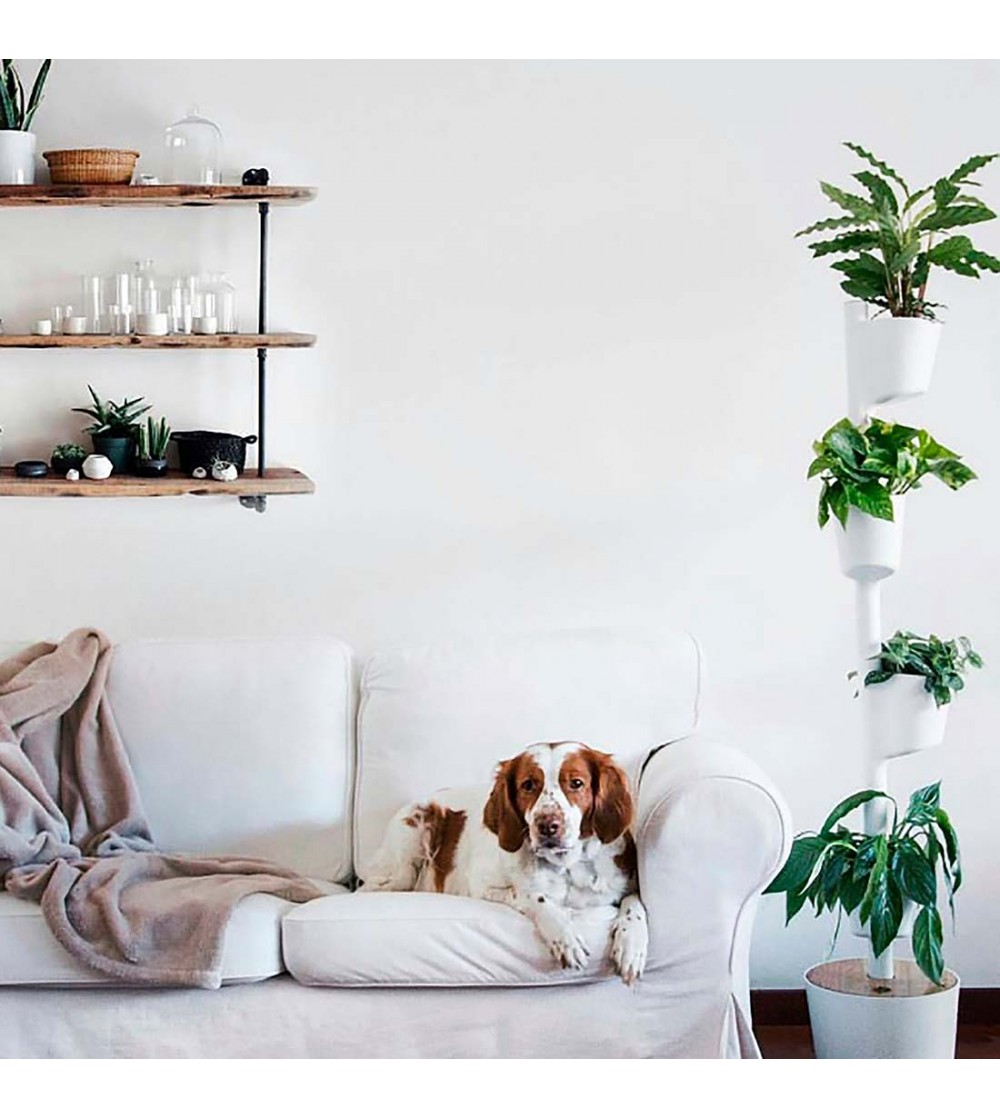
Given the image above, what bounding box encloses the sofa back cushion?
[0,636,354,882]
[354,627,701,880]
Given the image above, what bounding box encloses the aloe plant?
[797,142,1000,319]
[0,60,51,131]
[72,385,151,437]
[136,416,171,460]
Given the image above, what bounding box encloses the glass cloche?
[164,107,223,185]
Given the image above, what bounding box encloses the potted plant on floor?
[0,59,51,185]
[72,385,151,475]
[797,142,999,413]
[810,416,976,581]
[766,781,962,1058]
[853,631,982,759]
[135,416,171,477]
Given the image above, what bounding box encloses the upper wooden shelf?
[0,332,315,349]
[0,185,317,208]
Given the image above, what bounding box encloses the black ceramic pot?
[135,458,168,478]
[92,433,135,474]
[50,451,87,475]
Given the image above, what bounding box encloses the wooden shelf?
[0,185,316,208]
[0,332,316,350]
[0,466,314,499]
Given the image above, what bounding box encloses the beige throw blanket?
[0,628,323,989]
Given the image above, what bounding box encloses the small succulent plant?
[51,442,87,461]
[136,416,171,461]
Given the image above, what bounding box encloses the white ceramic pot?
[805,959,958,1059]
[864,673,949,760]
[836,496,904,582]
[845,303,943,417]
[0,130,37,185]
[82,454,114,480]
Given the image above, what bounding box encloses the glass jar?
[132,259,160,317]
[80,275,106,334]
[205,271,238,333]
[164,107,223,185]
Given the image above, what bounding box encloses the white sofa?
[0,628,790,1059]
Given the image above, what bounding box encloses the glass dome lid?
[164,106,223,186]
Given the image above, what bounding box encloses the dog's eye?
[569,778,585,790]
[520,779,536,792]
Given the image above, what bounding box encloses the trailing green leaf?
[862,632,982,707]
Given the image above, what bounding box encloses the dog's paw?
[611,904,648,987]
[546,928,591,970]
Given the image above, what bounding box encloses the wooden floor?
[757,1024,1000,1059]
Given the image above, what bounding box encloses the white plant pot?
[836,497,904,582]
[864,673,949,760]
[845,305,943,417]
[0,130,37,185]
[806,958,959,1059]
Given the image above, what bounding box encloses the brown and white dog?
[361,741,648,985]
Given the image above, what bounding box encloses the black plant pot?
[92,434,135,475]
[135,457,168,478]
[50,452,87,476]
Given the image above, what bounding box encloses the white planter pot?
[806,958,958,1059]
[864,673,949,760]
[845,305,943,417]
[836,497,904,582]
[0,130,37,185]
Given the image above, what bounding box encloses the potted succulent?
[0,60,51,185]
[135,416,171,478]
[797,142,999,414]
[766,782,962,1058]
[810,416,976,580]
[49,442,88,476]
[852,631,982,759]
[71,385,151,474]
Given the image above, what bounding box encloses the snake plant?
[0,60,51,131]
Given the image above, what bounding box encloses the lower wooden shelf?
[0,466,314,499]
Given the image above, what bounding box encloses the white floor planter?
[836,498,904,582]
[864,673,949,760]
[0,130,37,185]
[806,958,959,1059]
[845,305,943,418]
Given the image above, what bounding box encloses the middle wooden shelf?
[0,332,316,349]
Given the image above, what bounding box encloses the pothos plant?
[854,630,983,708]
[765,782,960,984]
[810,416,976,528]
[797,142,1000,319]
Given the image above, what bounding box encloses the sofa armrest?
[635,734,791,1014]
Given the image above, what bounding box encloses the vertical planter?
[806,959,959,1059]
[836,497,904,582]
[0,131,37,185]
[864,674,949,760]
[845,305,943,418]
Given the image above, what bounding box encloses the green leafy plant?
[51,442,87,460]
[810,416,976,529]
[856,630,983,708]
[136,416,171,460]
[72,385,151,437]
[0,60,51,131]
[797,141,1000,319]
[765,782,960,984]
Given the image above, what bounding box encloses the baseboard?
[752,987,999,1026]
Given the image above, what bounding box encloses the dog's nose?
[537,817,562,839]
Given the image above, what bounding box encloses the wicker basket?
[42,148,140,185]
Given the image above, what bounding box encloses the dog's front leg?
[515,892,591,970]
[610,893,648,986]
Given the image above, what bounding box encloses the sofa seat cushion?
[0,884,345,987]
[283,892,620,987]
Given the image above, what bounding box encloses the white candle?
[64,316,88,335]
[33,319,53,336]
[193,315,218,335]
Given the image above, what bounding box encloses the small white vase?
[836,496,904,582]
[864,673,949,760]
[0,130,37,185]
[845,303,943,418]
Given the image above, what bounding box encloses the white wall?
[3,60,999,987]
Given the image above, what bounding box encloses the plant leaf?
[794,214,870,238]
[808,230,881,257]
[765,835,829,896]
[820,788,892,835]
[820,181,878,220]
[894,843,938,906]
[933,178,960,210]
[912,904,945,985]
[919,204,996,232]
[843,142,909,193]
[948,153,1000,184]
[845,480,894,521]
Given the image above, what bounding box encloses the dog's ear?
[585,748,634,844]
[483,757,527,853]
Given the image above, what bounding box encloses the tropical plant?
[765,782,960,984]
[810,416,976,529]
[796,141,1000,319]
[855,630,983,708]
[0,60,51,131]
[136,416,171,461]
[72,385,151,437]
